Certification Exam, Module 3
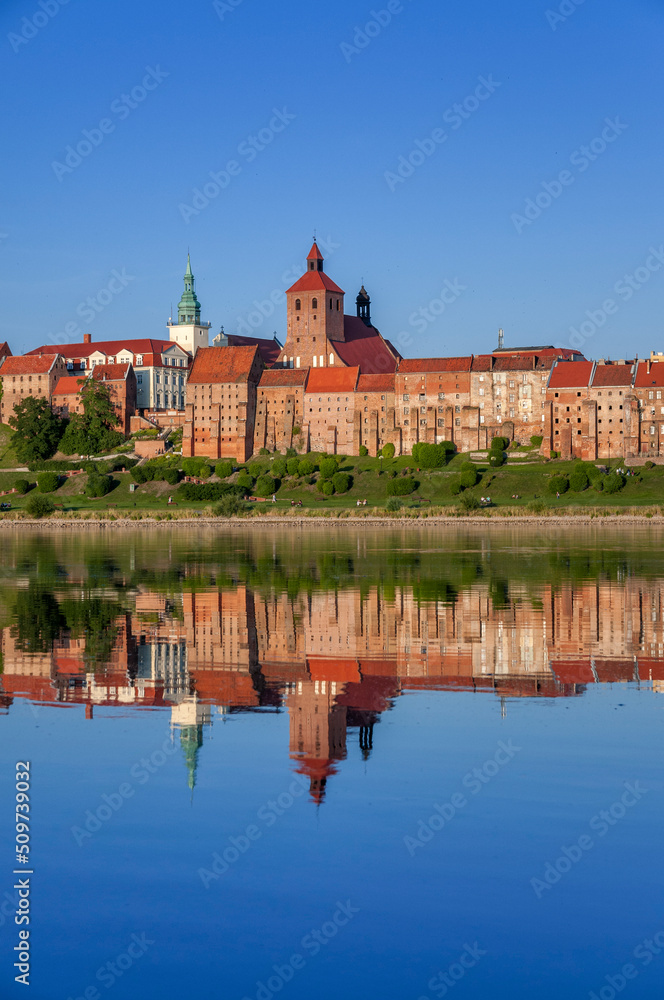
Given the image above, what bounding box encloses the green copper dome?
[177,254,201,325]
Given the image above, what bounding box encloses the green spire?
[179,724,203,793]
[177,253,201,325]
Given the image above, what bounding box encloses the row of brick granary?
[183,343,664,461]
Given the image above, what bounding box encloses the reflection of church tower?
[288,678,347,805]
[170,695,212,793]
[180,724,203,792]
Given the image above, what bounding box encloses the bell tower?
[356,285,371,326]
[279,241,345,369]
[167,254,211,357]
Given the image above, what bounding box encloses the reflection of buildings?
[4,578,664,801]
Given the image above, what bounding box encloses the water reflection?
[2,526,664,802]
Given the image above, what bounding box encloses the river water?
[1,526,662,999]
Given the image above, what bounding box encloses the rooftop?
[1,354,62,375]
[548,360,595,389]
[398,357,472,374]
[305,366,360,393]
[187,345,261,385]
[259,368,309,388]
[334,317,398,374]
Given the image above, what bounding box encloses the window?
[479,388,484,396]
[137,375,143,384]
[312,298,318,310]
[330,353,334,365]
[455,405,460,413]
[336,299,340,310]
[295,299,301,311]
[403,407,409,415]
[403,394,409,401]
[438,392,444,400]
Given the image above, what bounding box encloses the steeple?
[356,285,371,326]
[177,253,201,325]
[307,241,324,272]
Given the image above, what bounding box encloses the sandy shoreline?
[0,514,663,529]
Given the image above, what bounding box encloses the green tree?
[25,494,56,518]
[59,379,124,456]
[11,585,64,652]
[9,397,66,462]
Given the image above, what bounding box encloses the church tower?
[356,285,371,326]
[278,241,345,369]
[167,254,211,357]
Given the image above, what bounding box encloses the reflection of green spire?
[177,254,201,325]
[179,724,203,792]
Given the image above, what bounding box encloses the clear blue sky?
[0,0,662,361]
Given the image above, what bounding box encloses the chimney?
[598,358,605,365]
[83,334,92,344]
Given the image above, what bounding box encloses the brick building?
[0,353,67,425]
[303,367,360,454]
[51,363,137,435]
[183,344,263,461]
[254,368,308,454]
[632,360,664,457]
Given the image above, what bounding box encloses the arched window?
[329,353,334,365]
[295,299,301,311]
[312,298,318,310]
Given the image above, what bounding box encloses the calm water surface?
[1,526,663,1000]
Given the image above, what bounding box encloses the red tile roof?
[226,335,281,367]
[590,363,635,388]
[634,360,664,388]
[1,354,62,375]
[333,317,398,374]
[0,342,11,360]
[398,357,472,373]
[382,339,402,362]
[259,368,308,388]
[187,345,261,385]
[305,366,359,393]
[53,376,86,396]
[357,373,395,392]
[27,339,190,361]
[307,241,324,261]
[548,360,594,389]
[92,363,131,382]
[286,270,345,295]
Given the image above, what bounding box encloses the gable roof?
[92,363,132,382]
[305,366,360,393]
[225,334,281,367]
[27,339,190,361]
[357,373,395,392]
[187,345,261,385]
[53,375,86,396]
[548,360,594,389]
[259,368,308,388]
[590,362,635,388]
[333,316,398,374]
[634,360,664,388]
[1,354,62,376]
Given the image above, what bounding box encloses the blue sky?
[0,0,662,361]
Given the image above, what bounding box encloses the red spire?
[307,240,323,261]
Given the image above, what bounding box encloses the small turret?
[356,285,371,326]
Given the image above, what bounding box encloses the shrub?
[332,472,352,494]
[459,466,478,488]
[254,475,278,497]
[448,476,463,495]
[198,464,212,479]
[381,443,395,459]
[321,480,334,496]
[569,471,589,493]
[386,477,417,496]
[385,497,402,512]
[547,475,569,495]
[215,461,234,479]
[550,450,559,460]
[286,458,300,476]
[259,448,269,456]
[249,462,266,478]
[37,472,61,493]
[603,473,625,495]
[490,436,509,452]
[458,493,480,511]
[286,447,297,457]
[359,445,368,457]
[181,457,210,477]
[26,494,55,518]
[645,461,655,470]
[528,499,547,513]
[298,458,315,476]
[530,435,543,447]
[213,495,245,517]
[236,472,253,490]
[85,474,113,497]
[292,427,301,437]
[178,482,245,502]
[412,442,449,468]
[14,479,30,495]
[489,454,504,468]
[131,466,154,484]
[319,458,338,479]
[163,468,181,486]
[272,459,287,478]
